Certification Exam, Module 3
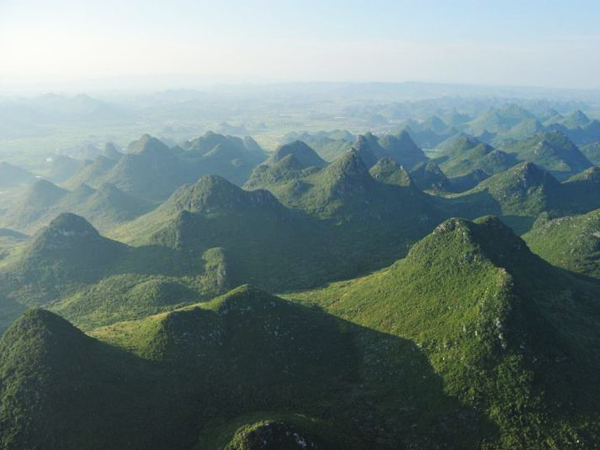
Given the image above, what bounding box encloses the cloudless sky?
[1,0,599,90]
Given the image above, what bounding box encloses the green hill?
[3,219,600,448]
[113,175,339,292]
[448,169,490,192]
[410,161,453,192]
[434,134,519,178]
[394,116,458,149]
[0,213,127,304]
[257,150,439,228]
[446,162,566,233]
[351,134,379,168]
[75,182,155,228]
[203,418,333,450]
[467,104,536,135]
[562,166,600,213]
[118,166,441,292]
[179,132,267,186]
[0,213,232,331]
[401,125,457,149]
[0,285,490,449]
[523,209,600,278]
[497,118,545,142]
[244,141,326,192]
[103,142,123,159]
[0,162,35,189]
[446,161,600,234]
[281,130,354,162]
[101,135,196,200]
[64,155,118,188]
[68,133,267,201]
[0,308,181,450]
[349,131,428,170]
[551,120,600,147]
[368,157,415,187]
[580,141,600,165]
[287,216,600,448]
[47,155,85,183]
[0,295,26,336]
[0,179,69,230]
[265,140,327,168]
[443,107,471,127]
[0,227,27,266]
[0,178,154,234]
[378,130,429,169]
[500,131,592,180]
[435,132,481,154]
[560,109,592,129]
[541,108,563,126]
[574,120,600,145]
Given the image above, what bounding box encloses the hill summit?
[269,141,327,168]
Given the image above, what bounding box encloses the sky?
[1,0,599,91]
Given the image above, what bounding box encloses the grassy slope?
[283,216,600,449]
[2,285,485,450]
[434,135,519,178]
[0,214,230,331]
[90,284,490,449]
[441,162,572,234]
[0,309,187,450]
[0,180,155,235]
[580,141,600,165]
[2,216,600,448]
[499,131,592,180]
[523,209,600,279]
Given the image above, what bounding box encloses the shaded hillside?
[434,134,519,178]
[0,162,35,189]
[410,161,453,192]
[0,214,231,329]
[352,131,428,170]
[444,162,591,233]
[282,130,354,161]
[0,179,154,234]
[581,141,600,165]
[287,216,600,449]
[0,213,128,302]
[368,157,414,187]
[244,141,326,192]
[500,131,592,180]
[0,309,182,450]
[0,285,493,450]
[67,133,267,201]
[115,172,427,292]
[47,155,85,183]
[466,104,536,135]
[523,209,600,278]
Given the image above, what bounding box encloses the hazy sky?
[1,0,599,90]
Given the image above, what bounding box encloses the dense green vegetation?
[62,133,267,201]
[0,285,491,450]
[1,97,599,449]
[434,134,519,178]
[284,216,600,448]
[410,161,454,191]
[581,141,600,165]
[0,178,155,234]
[523,209,600,278]
[3,218,599,449]
[444,162,600,234]
[499,131,592,180]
